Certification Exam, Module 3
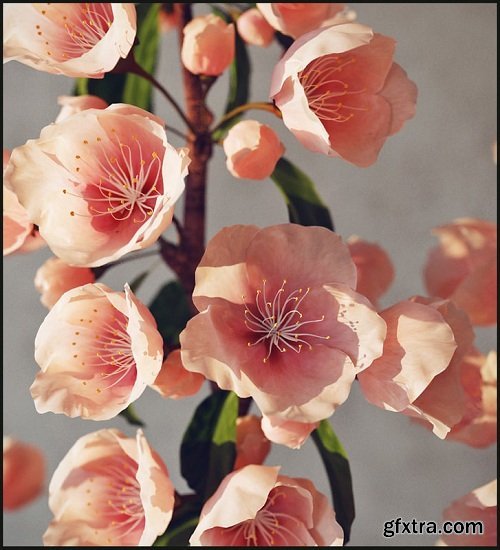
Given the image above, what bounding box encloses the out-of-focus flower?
[223,120,285,180]
[6,104,188,267]
[256,3,351,39]
[180,224,386,428]
[261,415,318,449]
[43,429,174,546]
[55,95,108,122]
[234,415,271,469]
[158,6,178,34]
[190,464,344,546]
[3,437,45,511]
[358,299,457,414]
[347,235,394,309]
[424,218,497,326]
[181,14,235,76]
[34,256,96,309]
[446,349,497,448]
[31,283,163,421]
[271,24,417,167]
[236,8,275,47]
[436,479,497,546]
[150,349,205,400]
[3,3,136,78]
[3,149,45,256]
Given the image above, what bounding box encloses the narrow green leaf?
[312,420,355,544]
[119,403,145,427]
[271,157,335,230]
[180,391,238,500]
[148,281,191,347]
[129,270,150,294]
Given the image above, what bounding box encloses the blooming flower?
[43,429,175,546]
[34,256,96,309]
[424,218,497,326]
[6,104,188,267]
[234,415,271,470]
[55,94,108,122]
[270,24,417,167]
[256,3,350,39]
[3,437,45,511]
[436,479,497,547]
[181,14,235,76]
[190,465,344,546]
[180,224,386,426]
[236,8,275,48]
[150,349,205,400]
[31,283,163,421]
[3,3,137,78]
[223,120,285,180]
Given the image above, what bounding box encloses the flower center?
[299,54,367,123]
[244,279,329,363]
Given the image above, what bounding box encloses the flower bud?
[236,8,275,47]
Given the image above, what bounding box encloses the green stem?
[211,101,282,134]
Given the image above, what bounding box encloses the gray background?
[3,3,497,546]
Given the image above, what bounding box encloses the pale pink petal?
[380,63,418,135]
[236,8,275,47]
[55,95,108,123]
[150,349,205,399]
[234,415,271,469]
[261,415,318,449]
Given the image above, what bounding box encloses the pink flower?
[234,415,271,470]
[43,429,175,546]
[270,24,418,167]
[236,8,275,47]
[3,3,136,78]
[180,224,386,426]
[261,415,318,449]
[424,218,497,326]
[223,120,285,180]
[446,349,497,448]
[190,465,344,546]
[437,479,497,547]
[31,283,163,421]
[358,299,457,413]
[6,104,188,267]
[158,7,178,34]
[181,14,235,76]
[150,349,205,400]
[256,3,350,39]
[34,256,96,309]
[3,437,45,511]
[347,235,394,308]
[55,94,108,122]
[3,149,45,256]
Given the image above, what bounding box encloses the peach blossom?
[34,256,96,309]
[3,436,45,511]
[55,94,108,122]
[347,235,394,308]
[223,120,285,180]
[3,149,45,256]
[261,415,319,449]
[31,282,163,421]
[158,7,178,34]
[400,297,474,438]
[446,349,497,448]
[6,104,188,267]
[190,465,344,546]
[3,3,136,78]
[180,224,386,426]
[358,299,457,413]
[437,479,497,546]
[150,349,205,400]
[236,8,275,47]
[181,14,235,76]
[256,3,350,39]
[43,429,174,546]
[234,415,271,470]
[424,218,497,326]
[270,24,418,167]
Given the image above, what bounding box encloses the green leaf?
[271,157,335,231]
[180,391,239,500]
[122,3,161,110]
[148,281,192,348]
[119,403,145,427]
[129,270,150,294]
[312,420,355,544]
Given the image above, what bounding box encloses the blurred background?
[3,3,497,546]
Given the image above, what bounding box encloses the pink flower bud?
[236,8,275,47]
[181,14,235,76]
[150,349,205,399]
[223,120,285,180]
[55,95,108,123]
[234,415,271,469]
